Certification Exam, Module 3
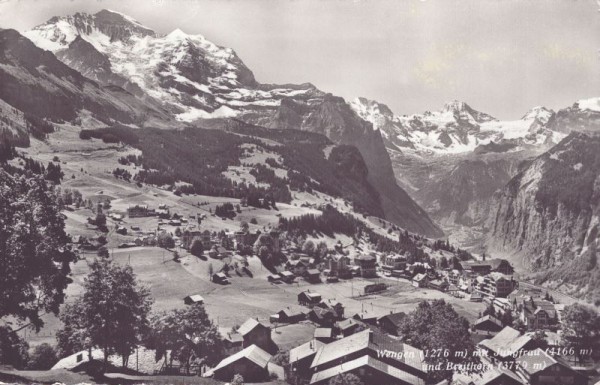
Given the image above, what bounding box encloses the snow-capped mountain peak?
[521,106,554,123]
[350,97,566,155]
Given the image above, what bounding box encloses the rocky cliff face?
[487,132,600,300]
[16,10,442,237]
[0,29,169,125]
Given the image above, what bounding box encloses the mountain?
[350,97,568,230]
[0,28,170,127]
[14,10,442,238]
[350,97,562,154]
[487,132,600,302]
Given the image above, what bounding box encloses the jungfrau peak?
[20,9,443,238]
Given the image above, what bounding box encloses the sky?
[0,0,598,119]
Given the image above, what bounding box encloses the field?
[22,245,485,347]
[17,124,485,353]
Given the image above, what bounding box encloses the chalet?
[212,272,229,285]
[470,292,484,302]
[201,230,212,249]
[515,348,588,385]
[298,291,322,306]
[168,219,181,226]
[314,328,334,343]
[305,269,321,283]
[412,273,428,288]
[377,312,406,336]
[235,231,259,249]
[287,260,308,276]
[219,328,244,355]
[352,312,379,326]
[203,344,281,382]
[280,271,296,283]
[275,308,305,324]
[309,308,337,327]
[116,226,127,235]
[354,254,377,278]
[238,318,276,354]
[479,327,534,364]
[289,339,325,375]
[127,205,151,218]
[328,254,351,278]
[316,300,345,319]
[335,319,361,337]
[473,315,503,334]
[183,294,204,305]
[428,279,448,292]
[181,229,203,250]
[518,297,558,330]
[267,274,282,283]
[309,330,427,385]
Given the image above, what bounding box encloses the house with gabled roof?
[473,314,503,334]
[219,327,244,355]
[183,294,204,305]
[309,307,337,327]
[309,330,427,385]
[238,318,276,354]
[298,290,322,306]
[478,326,534,364]
[289,339,324,375]
[203,344,282,382]
[335,318,361,337]
[377,312,406,336]
[412,273,428,288]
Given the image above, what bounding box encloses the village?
[40,196,596,385]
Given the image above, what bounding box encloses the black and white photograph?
[0,0,599,384]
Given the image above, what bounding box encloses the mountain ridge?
[3,11,444,238]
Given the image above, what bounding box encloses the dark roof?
[184,294,204,303]
[238,318,269,336]
[289,339,324,363]
[474,315,503,328]
[205,344,271,377]
[310,355,426,385]
[378,312,406,327]
[311,307,336,320]
[311,330,426,374]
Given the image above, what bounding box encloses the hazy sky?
[1,0,598,119]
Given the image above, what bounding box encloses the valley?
[0,6,599,385]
